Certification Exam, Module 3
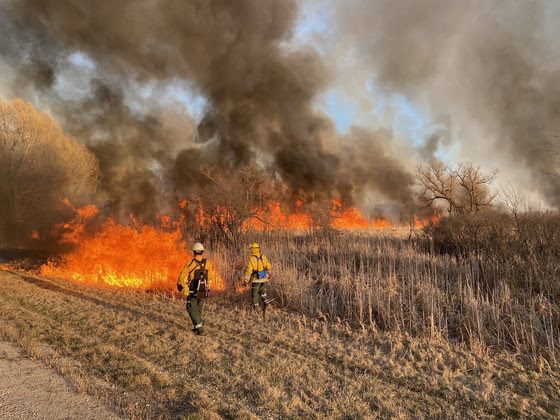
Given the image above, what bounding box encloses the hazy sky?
[299,0,560,209]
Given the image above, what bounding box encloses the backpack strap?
[188,258,206,278]
[199,259,207,284]
[252,255,266,273]
[187,259,198,276]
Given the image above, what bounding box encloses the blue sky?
[63,3,435,154]
[293,2,435,149]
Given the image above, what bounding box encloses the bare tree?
[182,166,270,247]
[0,98,100,245]
[417,160,497,214]
[305,201,336,230]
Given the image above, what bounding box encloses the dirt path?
[0,341,123,420]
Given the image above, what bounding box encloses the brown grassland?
[1,221,560,419]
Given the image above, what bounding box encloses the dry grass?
[230,223,560,367]
[1,268,559,419]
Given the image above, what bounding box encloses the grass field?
[1,267,559,419]
[215,225,560,367]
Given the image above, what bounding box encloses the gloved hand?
[177,284,184,292]
[267,272,271,280]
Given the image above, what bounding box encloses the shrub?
[0,98,100,246]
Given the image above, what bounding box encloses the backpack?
[188,259,209,298]
[252,255,269,280]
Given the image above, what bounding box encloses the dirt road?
[0,341,123,420]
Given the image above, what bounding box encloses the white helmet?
[192,242,205,252]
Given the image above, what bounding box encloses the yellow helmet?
[249,242,260,249]
[192,242,205,252]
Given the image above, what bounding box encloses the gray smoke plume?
[3,0,558,234]
[335,0,560,206]
[0,0,415,227]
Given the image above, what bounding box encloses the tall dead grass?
[215,211,560,366]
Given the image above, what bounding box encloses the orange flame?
[41,202,225,291]
[242,199,392,230]
[0,263,22,271]
[414,210,442,228]
[243,201,313,230]
[330,200,392,229]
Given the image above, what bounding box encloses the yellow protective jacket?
[177,256,217,296]
[244,252,271,283]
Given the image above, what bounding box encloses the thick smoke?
[0,0,415,228]
[336,0,560,206]
[2,0,557,232]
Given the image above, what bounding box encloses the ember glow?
[41,202,226,291]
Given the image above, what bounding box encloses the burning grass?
[39,201,226,292]
[242,199,395,230]
[33,198,413,293]
[15,203,560,367]
[41,220,190,289]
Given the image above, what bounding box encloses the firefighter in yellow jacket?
[243,242,272,314]
[177,242,217,335]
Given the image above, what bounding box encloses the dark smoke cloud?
[343,127,416,206]
[336,0,560,206]
[0,0,417,226]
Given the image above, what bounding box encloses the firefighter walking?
[177,242,217,335]
[243,242,272,318]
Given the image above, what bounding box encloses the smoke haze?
[0,0,559,229]
[335,0,560,205]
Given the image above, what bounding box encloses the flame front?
[244,199,392,230]
[414,210,442,228]
[330,200,392,229]
[39,199,438,292]
[41,202,225,291]
[243,201,313,230]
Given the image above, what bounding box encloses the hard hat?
[249,242,260,249]
[192,242,205,252]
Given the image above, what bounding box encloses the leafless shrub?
[424,210,560,297]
